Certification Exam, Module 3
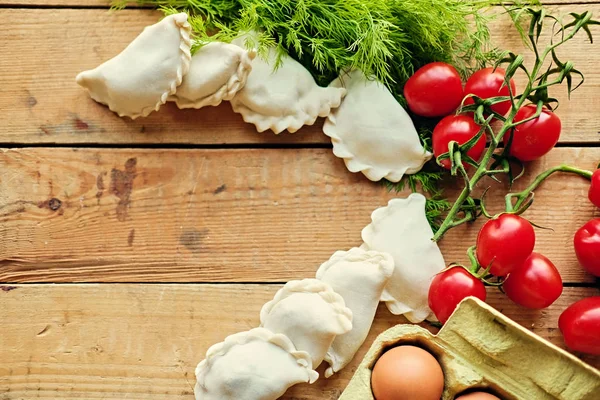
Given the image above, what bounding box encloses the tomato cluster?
[428,214,562,323]
[476,215,563,310]
[407,62,598,356]
[429,175,600,355]
[404,62,562,167]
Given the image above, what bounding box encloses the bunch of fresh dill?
[113,0,501,89]
[110,0,532,231]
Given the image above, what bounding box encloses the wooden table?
[1,1,599,399]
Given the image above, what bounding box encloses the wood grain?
[0,8,325,145]
[1,6,600,145]
[0,284,597,399]
[0,2,598,399]
[1,147,599,283]
[0,0,592,8]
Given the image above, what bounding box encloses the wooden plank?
[2,1,116,5]
[1,6,600,145]
[1,147,599,283]
[0,8,324,145]
[1,1,142,5]
[0,284,597,399]
[0,0,593,8]
[1,1,109,5]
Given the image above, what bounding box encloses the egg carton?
[339,297,600,400]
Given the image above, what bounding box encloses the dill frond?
[383,167,450,232]
[386,168,446,197]
[119,0,520,88]
[425,196,452,233]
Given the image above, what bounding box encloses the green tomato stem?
[505,164,593,213]
[432,119,516,242]
[467,245,480,274]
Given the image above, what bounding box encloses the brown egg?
[456,392,501,400]
[371,345,444,400]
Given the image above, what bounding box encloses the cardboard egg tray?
[339,297,600,400]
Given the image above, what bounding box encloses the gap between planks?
[1,281,598,287]
[0,141,600,150]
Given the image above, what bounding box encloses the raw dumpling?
[194,327,318,400]
[76,13,191,119]
[170,41,256,109]
[361,193,446,322]
[316,247,394,378]
[230,37,346,134]
[260,279,353,368]
[323,69,431,182]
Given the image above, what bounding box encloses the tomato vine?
[432,8,600,242]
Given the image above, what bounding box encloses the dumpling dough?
[194,327,318,400]
[170,41,256,109]
[316,247,394,378]
[361,193,446,322]
[323,69,431,182]
[76,13,191,119]
[260,279,353,368]
[230,36,346,134]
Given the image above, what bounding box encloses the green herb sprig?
[112,0,502,92]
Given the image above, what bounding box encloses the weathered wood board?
[1,147,599,283]
[0,5,599,145]
[1,1,600,399]
[0,284,598,400]
[1,0,594,5]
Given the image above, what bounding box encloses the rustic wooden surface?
[1,1,599,399]
[1,284,598,400]
[3,0,595,7]
[1,147,599,284]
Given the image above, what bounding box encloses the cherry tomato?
[404,62,464,117]
[588,169,600,208]
[432,115,486,169]
[574,219,600,277]
[503,252,563,309]
[503,105,561,161]
[428,266,487,324]
[559,297,600,355]
[464,67,517,116]
[476,214,535,276]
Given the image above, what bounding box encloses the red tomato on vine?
[404,62,464,117]
[502,252,563,309]
[588,169,600,208]
[574,219,600,277]
[428,266,487,324]
[464,67,516,116]
[559,297,600,355]
[503,105,561,161]
[432,115,487,169]
[476,214,535,276]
